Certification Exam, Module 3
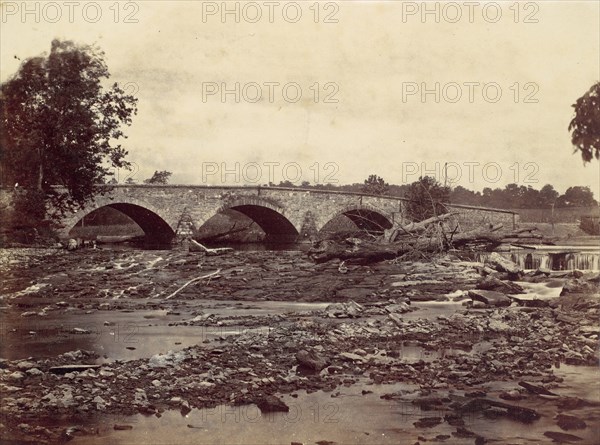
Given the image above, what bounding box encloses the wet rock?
[556,294,600,313]
[20,311,37,317]
[452,426,476,438]
[487,317,512,332]
[444,413,465,427]
[556,397,600,411]
[339,352,365,362]
[564,350,586,365]
[485,252,522,276]
[543,431,584,443]
[468,290,512,307]
[459,398,540,423]
[180,400,192,416]
[556,414,587,431]
[16,361,37,370]
[388,313,404,325]
[509,296,549,308]
[499,390,523,401]
[384,302,411,314]
[296,349,328,371]
[93,395,108,410]
[518,381,558,396]
[476,276,523,294]
[49,364,100,375]
[413,417,442,428]
[8,371,25,380]
[560,278,598,296]
[324,300,364,318]
[255,395,289,413]
[61,350,85,360]
[148,350,187,368]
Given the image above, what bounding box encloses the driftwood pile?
[309,213,548,264]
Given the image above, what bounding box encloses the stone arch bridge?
[58,185,518,243]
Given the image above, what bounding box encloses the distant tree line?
[271,177,598,210]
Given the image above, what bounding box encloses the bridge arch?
[60,197,176,244]
[318,204,394,235]
[205,196,300,242]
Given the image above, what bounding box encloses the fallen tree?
[383,212,458,242]
[309,216,549,264]
[188,239,234,256]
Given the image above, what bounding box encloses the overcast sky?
[2,1,599,195]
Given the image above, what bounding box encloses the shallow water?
[0,301,331,362]
[70,367,600,445]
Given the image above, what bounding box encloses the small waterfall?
[476,249,600,271]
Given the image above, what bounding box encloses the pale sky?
[2,1,599,195]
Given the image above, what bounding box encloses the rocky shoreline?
[0,247,598,444]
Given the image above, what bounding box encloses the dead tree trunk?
[308,223,550,264]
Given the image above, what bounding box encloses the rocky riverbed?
[0,247,598,444]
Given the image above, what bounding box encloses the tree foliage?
[144,170,172,184]
[0,39,138,217]
[556,186,597,207]
[450,183,596,209]
[361,174,389,195]
[404,176,450,221]
[569,82,600,163]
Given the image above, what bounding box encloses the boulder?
[468,290,512,307]
[148,350,187,368]
[560,278,599,296]
[388,313,404,325]
[413,417,442,428]
[324,300,364,318]
[509,296,549,308]
[556,414,587,431]
[543,431,584,443]
[486,252,522,276]
[518,381,558,396]
[296,349,328,372]
[476,276,524,294]
[339,352,365,362]
[255,395,289,413]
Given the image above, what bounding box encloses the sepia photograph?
[1,1,599,444]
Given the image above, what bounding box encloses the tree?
[404,176,450,221]
[539,184,559,208]
[144,170,172,184]
[569,82,600,163]
[0,39,138,219]
[362,174,389,195]
[556,186,598,207]
[450,185,482,206]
